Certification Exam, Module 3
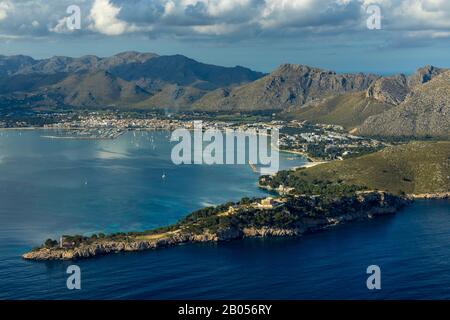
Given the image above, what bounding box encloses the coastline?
[272,139,328,168]
[278,148,323,163]
[2,127,315,170]
[15,127,448,262]
[409,193,450,199]
[0,126,41,131]
[40,134,123,140]
[22,191,409,261]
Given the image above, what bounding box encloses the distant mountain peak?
[194,64,378,111]
[111,51,159,61]
[409,65,444,87]
[358,69,450,137]
[0,52,264,110]
[366,64,447,106]
[274,64,329,75]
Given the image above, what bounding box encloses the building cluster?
[278,121,385,161]
[253,197,286,209]
[225,196,287,216]
[1,111,386,161]
[43,112,284,136]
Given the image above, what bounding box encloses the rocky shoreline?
[409,193,450,199]
[22,192,408,261]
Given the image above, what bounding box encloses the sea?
[0,130,449,299]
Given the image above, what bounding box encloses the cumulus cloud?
[361,0,450,29]
[0,0,13,21]
[0,0,450,43]
[50,16,73,34]
[88,0,151,35]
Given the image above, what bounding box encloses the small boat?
[249,163,258,173]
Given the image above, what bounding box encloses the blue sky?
[1,0,450,74]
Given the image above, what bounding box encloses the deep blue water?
[0,130,449,299]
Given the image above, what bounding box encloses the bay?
[0,130,449,299]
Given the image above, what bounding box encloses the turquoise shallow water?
[0,130,449,299]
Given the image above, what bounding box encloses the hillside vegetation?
[289,141,450,195]
[281,92,393,129]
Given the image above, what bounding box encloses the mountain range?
[0,51,449,137]
[0,51,264,110]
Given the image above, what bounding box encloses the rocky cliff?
[366,74,409,105]
[366,65,446,106]
[193,64,378,111]
[23,192,408,261]
[357,71,450,137]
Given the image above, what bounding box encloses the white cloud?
[260,0,344,29]
[192,23,241,35]
[3,0,450,43]
[50,16,74,34]
[392,0,450,29]
[0,0,13,21]
[88,0,151,35]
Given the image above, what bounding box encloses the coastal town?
[278,121,387,161]
[0,110,387,161]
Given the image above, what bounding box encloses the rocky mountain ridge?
[357,70,450,137]
[193,64,379,111]
[1,52,449,137]
[0,51,264,109]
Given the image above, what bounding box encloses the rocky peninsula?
[23,191,408,261]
